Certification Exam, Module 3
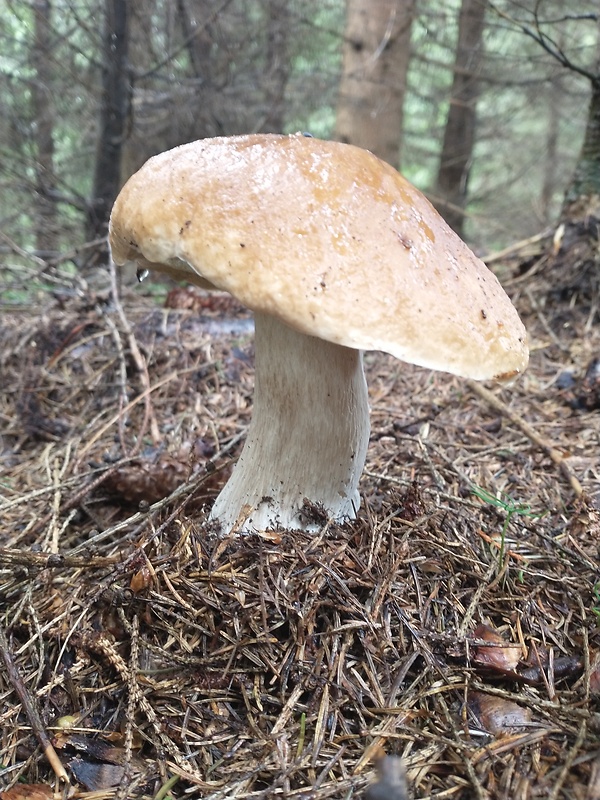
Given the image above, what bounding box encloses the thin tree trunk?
[335,0,415,169]
[540,73,561,224]
[176,0,212,78]
[86,0,130,246]
[435,0,486,237]
[32,0,58,255]
[563,78,600,207]
[262,0,290,133]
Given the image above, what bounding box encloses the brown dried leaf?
[130,564,153,593]
[0,786,53,800]
[469,691,533,735]
[472,623,522,673]
[55,733,145,765]
[256,529,283,543]
[567,494,600,543]
[396,481,426,521]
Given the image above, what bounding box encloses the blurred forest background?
[0,0,598,298]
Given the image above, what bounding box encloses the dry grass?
[0,259,599,799]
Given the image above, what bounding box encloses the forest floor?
[0,233,599,800]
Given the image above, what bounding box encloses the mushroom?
[109,133,528,534]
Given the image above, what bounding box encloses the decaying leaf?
[55,733,145,768]
[567,493,600,544]
[395,481,427,521]
[130,563,154,593]
[54,732,146,790]
[565,357,600,411]
[69,757,125,790]
[469,691,533,735]
[0,786,53,800]
[472,623,522,673]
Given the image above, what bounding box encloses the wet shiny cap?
[109,133,528,381]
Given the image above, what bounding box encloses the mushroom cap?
[109,133,528,380]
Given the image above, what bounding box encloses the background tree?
[488,2,599,212]
[402,0,590,246]
[262,0,292,132]
[335,0,415,167]
[0,0,595,284]
[434,0,487,236]
[86,0,130,247]
[31,0,58,256]
[484,1,600,301]
[120,1,341,178]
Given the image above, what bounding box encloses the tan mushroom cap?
[109,133,528,380]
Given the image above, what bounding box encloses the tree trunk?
[176,0,213,78]
[32,0,58,256]
[563,78,600,208]
[335,0,415,169]
[540,73,562,224]
[86,0,130,246]
[262,0,291,133]
[435,0,486,237]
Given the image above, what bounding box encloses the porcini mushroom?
[109,133,528,534]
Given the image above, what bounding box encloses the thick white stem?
[209,312,370,533]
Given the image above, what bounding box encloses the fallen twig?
[0,620,69,785]
[466,379,583,497]
[107,259,161,447]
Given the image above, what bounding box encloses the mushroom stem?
[210,312,370,533]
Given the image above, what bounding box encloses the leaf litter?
[0,262,599,799]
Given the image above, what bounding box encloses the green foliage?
[0,260,78,305]
[471,484,537,563]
